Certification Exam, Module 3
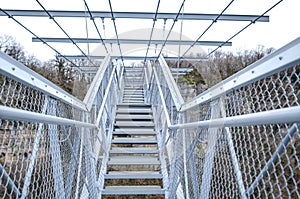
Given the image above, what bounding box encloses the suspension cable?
[108,0,124,65]
[208,0,283,55]
[0,8,80,69]
[156,0,187,61]
[179,0,235,60]
[144,0,161,63]
[35,0,96,67]
[83,0,108,53]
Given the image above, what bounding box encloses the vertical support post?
[199,100,221,199]
[182,115,190,199]
[48,99,66,199]
[65,131,81,199]
[83,113,97,199]
[219,98,247,199]
[74,119,84,199]
[186,130,200,199]
[20,96,49,199]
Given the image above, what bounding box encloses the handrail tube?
[153,67,172,127]
[83,55,111,111]
[181,36,300,111]
[0,105,97,129]
[95,64,117,126]
[158,55,184,110]
[0,51,86,111]
[170,106,300,129]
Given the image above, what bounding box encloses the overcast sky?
[0,0,299,61]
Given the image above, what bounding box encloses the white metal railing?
[0,52,123,199]
[146,37,300,198]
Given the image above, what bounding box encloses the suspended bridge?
[0,0,299,198]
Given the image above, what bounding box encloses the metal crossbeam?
[57,55,207,61]
[32,37,232,46]
[0,9,269,22]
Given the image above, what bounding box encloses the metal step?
[122,100,145,103]
[122,97,144,101]
[116,109,151,114]
[115,121,154,127]
[113,129,156,135]
[110,147,158,154]
[123,90,143,93]
[108,156,160,165]
[112,138,157,144]
[115,114,153,120]
[102,186,164,195]
[117,103,150,107]
[105,171,162,179]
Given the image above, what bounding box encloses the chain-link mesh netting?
[0,56,120,198]
[167,63,299,198]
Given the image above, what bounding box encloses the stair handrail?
[180,36,300,112]
[83,54,111,111]
[158,55,185,111]
[0,51,87,111]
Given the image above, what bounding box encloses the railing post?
[220,98,247,199]
[20,96,49,199]
[199,99,221,199]
[65,130,81,199]
[186,129,200,199]
[74,114,85,199]
[48,98,66,199]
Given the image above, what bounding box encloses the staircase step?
[112,138,157,144]
[117,103,150,107]
[105,171,162,179]
[113,129,156,135]
[108,156,160,165]
[102,186,164,195]
[110,147,158,154]
[123,98,144,101]
[115,121,154,127]
[115,114,153,120]
[122,100,145,103]
[116,109,151,114]
[123,91,143,93]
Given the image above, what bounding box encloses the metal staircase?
[102,66,165,196]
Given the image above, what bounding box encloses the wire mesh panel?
[224,63,300,198]
[168,42,300,199]
[0,52,122,198]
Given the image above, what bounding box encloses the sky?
[0,0,299,61]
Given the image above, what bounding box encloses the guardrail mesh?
[170,63,299,198]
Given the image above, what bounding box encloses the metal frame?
[32,37,232,46]
[0,9,269,22]
[59,55,208,61]
[180,36,300,111]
